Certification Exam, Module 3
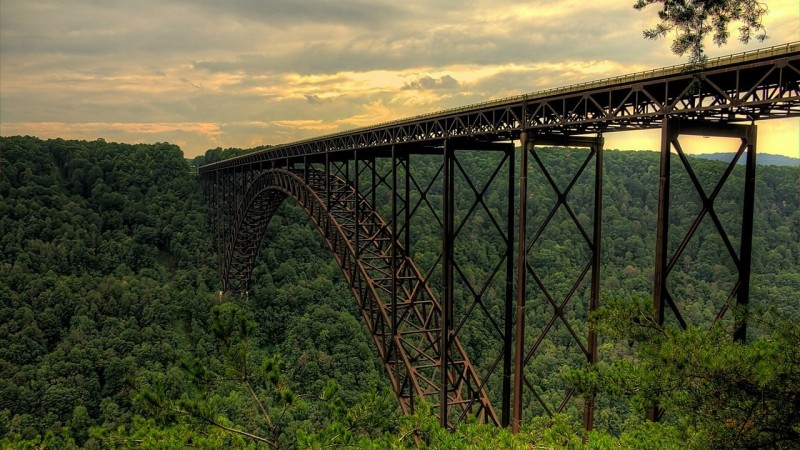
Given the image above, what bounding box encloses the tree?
[138,302,295,449]
[633,0,769,64]
[569,295,800,449]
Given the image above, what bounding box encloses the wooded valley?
[1,136,798,448]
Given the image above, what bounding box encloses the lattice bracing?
[212,166,497,428]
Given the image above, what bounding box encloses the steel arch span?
[218,167,498,427]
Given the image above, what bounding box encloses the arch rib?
[223,168,498,427]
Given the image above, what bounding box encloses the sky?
[1,0,798,158]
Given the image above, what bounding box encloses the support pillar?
[583,136,604,431]
[502,143,515,427]
[512,131,530,433]
[391,145,400,388]
[354,151,360,260]
[735,126,757,343]
[652,120,672,340]
[404,154,411,256]
[325,152,331,209]
[649,118,757,421]
[513,132,604,432]
[440,139,455,428]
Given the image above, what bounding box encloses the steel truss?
[201,43,798,172]
[200,43,797,434]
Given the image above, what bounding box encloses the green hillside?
[1,136,797,448]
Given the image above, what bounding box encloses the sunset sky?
[1,0,798,158]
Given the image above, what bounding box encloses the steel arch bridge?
[200,43,800,431]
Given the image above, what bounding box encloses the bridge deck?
[200,42,800,173]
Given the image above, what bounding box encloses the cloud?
[403,75,460,90]
[178,0,409,28]
[336,100,395,128]
[270,120,337,132]
[305,94,329,105]
[1,0,797,157]
[0,121,224,137]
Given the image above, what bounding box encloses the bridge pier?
[513,132,604,433]
[441,140,455,427]
[649,118,757,421]
[428,138,515,426]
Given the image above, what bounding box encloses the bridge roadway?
[200,43,800,432]
[200,42,799,173]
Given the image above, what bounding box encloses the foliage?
[296,387,399,449]
[91,416,258,450]
[634,0,769,64]
[2,136,798,448]
[297,406,685,449]
[569,295,800,449]
[0,136,397,448]
[135,302,295,448]
[0,136,217,447]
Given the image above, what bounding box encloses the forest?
[0,135,798,449]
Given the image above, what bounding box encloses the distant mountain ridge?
[691,152,800,167]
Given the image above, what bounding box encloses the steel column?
[371,156,377,212]
[354,151,360,260]
[583,137,604,431]
[404,154,411,256]
[325,153,331,210]
[440,139,455,428]
[652,120,672,343]
[401,151,413,414]
[502,143,515,427]
[391,145,400,392]
[735,126,757,343]
[512,131,530,433]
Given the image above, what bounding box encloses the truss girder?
[200,45,799,175]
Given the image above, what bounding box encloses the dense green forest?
[1,136,798,448]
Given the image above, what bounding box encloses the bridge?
[199,42,800,432]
